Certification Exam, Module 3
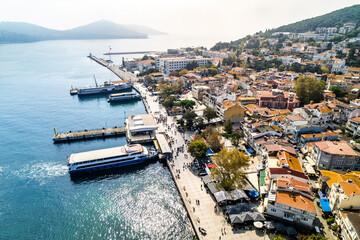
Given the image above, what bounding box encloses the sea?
[0,34,226,240]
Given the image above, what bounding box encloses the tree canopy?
[203,106,217,122]
[329,85,346,98]
[179,99,196,109]
[182,110,198,127]
[294,75,324,105]
[186,61,199,70]
[207,132,224,153]
[224,119,234,134]
[230,130,244,147]
[210,148,250,191]
[188,140,208,161]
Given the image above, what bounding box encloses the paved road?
[134,82,271,240]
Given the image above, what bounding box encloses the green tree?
[330,85,346,98]
[307,234,327,240]
[179,69,188,76]
[271,235,286,240]
[207,132,224,153]
[210,148,250,191]
[183,110,198,127]
[201,125,217,138]
[194,117,205,130]
[203,107,217,122]
[208,68,218,76]
[230,130,244,147]
[224,119,233,134]
[162,95,177,108]
[294,75,324,105]
[188,140,208,161]
[321,66,329,74]
[179,99,196,109]
[157,83,174,99]
[186,61,199,70]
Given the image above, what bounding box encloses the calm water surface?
[0,35,217,239]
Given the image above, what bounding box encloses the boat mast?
[109,46,112,63]
[93,75,98,87]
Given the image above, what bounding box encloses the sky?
[1,0,359,41]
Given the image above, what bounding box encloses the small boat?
[107,92,141,102]
[67,144,158,174]
[199,227,207,235]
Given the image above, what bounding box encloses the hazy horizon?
[1,0,359,41]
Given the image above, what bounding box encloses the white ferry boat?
[67,144,158,174]
[107,92,141,102]
[77,81,132,95]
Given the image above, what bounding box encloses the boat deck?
[53,127,126,142]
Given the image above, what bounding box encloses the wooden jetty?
[53,127,126,143]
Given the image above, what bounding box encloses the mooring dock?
[53,127,126,142]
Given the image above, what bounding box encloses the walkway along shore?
[89,55,270,240]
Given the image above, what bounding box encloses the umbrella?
[253,221,264,229]
[250,212,266,221]
[275,222,286,232]
[240,213,254,222]
[264,221,276,230]
[248,190,259,198]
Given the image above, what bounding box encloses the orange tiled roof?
[313,141,357,156]
[339,181,360,196]
[276,191,316,213]
[277,177,311,193]
[277,151,303,172]
[320,170,360,188]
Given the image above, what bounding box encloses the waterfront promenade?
[88,55,271,239]
[134,82,271,240]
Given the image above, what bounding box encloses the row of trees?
[187,120,248,191]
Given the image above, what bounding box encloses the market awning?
[247,148,253,154]
[319,199,331,213]
[206,149,214,154]
[259,170,266,186]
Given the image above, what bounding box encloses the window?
[271,208,276,213]
[301,217,308,222]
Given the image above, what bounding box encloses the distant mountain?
[267,4,360,34]
[124,24,166,35]
[0,20,165,44]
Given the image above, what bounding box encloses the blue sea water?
[0,35,218,239]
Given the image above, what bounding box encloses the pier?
[53,127,126,142]
[88,54,137,81]
[103,51,161,55]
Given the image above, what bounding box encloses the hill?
[267,4,360,34]
[63,20,146,39]
[0,20,165,44]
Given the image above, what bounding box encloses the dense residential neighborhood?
[124,18,360,240]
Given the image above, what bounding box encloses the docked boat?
[73,75,132,95]
[67,144,158,174]
[107,92,141,102]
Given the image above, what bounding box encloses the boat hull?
[69,154,157,174]
[77,85,132,95]
[108,95,141,102]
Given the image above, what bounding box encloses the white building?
[156,56,215,74]
[266,190,317,227]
